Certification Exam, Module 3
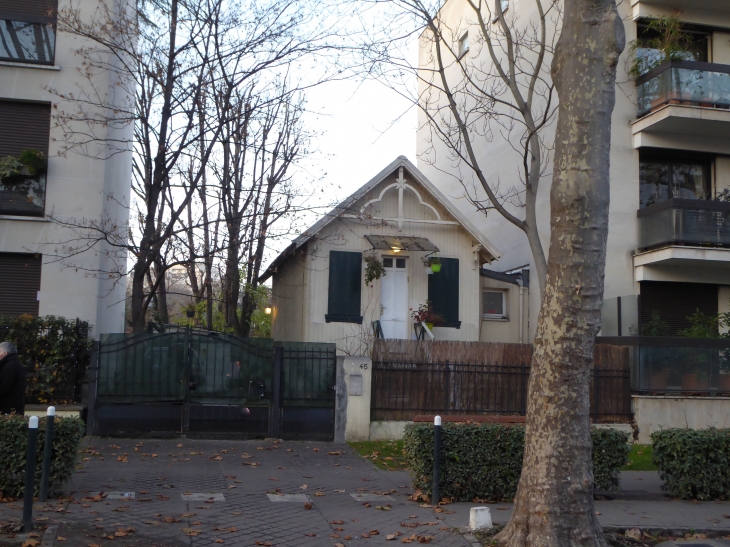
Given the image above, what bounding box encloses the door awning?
[365,235,439,252]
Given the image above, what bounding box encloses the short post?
[432,415,441,507]
[39,406,55,502]
[23,416,39,533]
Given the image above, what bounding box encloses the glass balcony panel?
[638,200,730,250]
[637,62,730,116]
[637,344,725,393]
[0,174,46,216]
[0,20,56,64]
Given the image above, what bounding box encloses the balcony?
[637,61,730,117]
[633,62,730,151]
[630,0,730,15]
[637,199,730,252]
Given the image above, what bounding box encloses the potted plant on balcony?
[411,301,444,331]
[628,15,698,79]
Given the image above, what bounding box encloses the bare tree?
[214,81,309,337]
[359,0,625,544]
[49,0,348,333]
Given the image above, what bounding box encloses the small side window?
[458,32,469,58]
[483,290,506,319]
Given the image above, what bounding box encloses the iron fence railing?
[371,361,631,423]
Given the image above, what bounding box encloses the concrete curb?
[603,526,730,537]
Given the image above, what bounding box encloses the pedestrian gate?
[92,330,336,440]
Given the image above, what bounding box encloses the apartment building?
[417,0,730,435]
[0,0,132,334]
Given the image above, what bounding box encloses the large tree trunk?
[496,1,624,546]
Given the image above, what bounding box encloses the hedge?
[0,414,85,498]
[403,423,630,502]
[0,315,92,404]
[652,428,730,500]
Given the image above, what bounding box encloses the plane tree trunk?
[496,1,625,546]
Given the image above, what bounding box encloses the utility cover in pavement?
[267,493,311,502]
[350,493,395,501]
[180,493,225,501]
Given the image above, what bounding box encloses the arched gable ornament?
[359,167,442,231]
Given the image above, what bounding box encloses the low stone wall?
[633,395,730,444]
[369,420,412,441]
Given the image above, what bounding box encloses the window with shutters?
[325,251,363,324]
[0,0,57,64]
[427,257,460,328]
[0,100,51,216]
[0,253,41,316]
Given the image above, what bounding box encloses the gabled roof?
[259,155,501,282]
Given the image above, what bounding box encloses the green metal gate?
[92,328,336,440]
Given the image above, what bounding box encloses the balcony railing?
[637,199,730,251]
[597,337,730,395]
[637,60,730,116]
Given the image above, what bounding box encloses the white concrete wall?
[633,395,730,444]
[369,420,411,441]
[0,0,133,336]
[334,357,373,442]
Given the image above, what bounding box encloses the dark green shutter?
[428,258,460,328]
[326,251,363,323]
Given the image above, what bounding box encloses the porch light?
[391,247,402,253]
[264,307,272,315]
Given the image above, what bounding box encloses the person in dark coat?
[0,341,26,415]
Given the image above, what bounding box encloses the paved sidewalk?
[3,440,730,547]
[0,438,469,547]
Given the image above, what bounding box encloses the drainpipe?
[517,279,524,344]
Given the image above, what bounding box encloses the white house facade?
[260,157,528,353]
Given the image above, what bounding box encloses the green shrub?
[651,428,730,500]
[403,423,630,502]
[0,414,85,498]
[0,315,92,404]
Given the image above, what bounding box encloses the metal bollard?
[432,415,441,507]
[23,416,39,533]
[39,406,56,502]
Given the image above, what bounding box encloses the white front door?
[380,256,408,339]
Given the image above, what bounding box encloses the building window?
[325,250,363,323]
[493,0,509,22]
[0,0,57,65]
[639,151,712,208]
[633,22,708,76]
[0,253,41,316]
[427,257,460,328]
[483,290,507,319]
[0,20,56,64]
[458,32,469,58]
[0,100,51,216]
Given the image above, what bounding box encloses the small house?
[259,156,509,353]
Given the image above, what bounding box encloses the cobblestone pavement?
[0,438,470,547]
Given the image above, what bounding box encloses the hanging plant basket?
[430,263,441,273]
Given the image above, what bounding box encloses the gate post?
[85,341,100,437]
[269,346,283,438]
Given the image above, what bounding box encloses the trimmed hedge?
[403,423,630,502]
[652,428,730,500]
[0,414,85,498]
[0,314,92,404]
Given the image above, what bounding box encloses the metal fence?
[371,360,632,423]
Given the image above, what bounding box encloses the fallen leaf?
[370,530,380,535]
[304,503,313,510]
[304,533,316,537]
[330,520,344,525]
[314,492,325,497]
[232,511,242,515]
[214,540,224,544]
[312,448,320,452]
[300,484,308,489]
[181,528,202,537]
[226,527,238,533]
[56,537,67,542]
[387,534,397,541]
[254,542,272,546]
[22,541,39,547]
[328,451,343,455]
[334,489,345,493]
